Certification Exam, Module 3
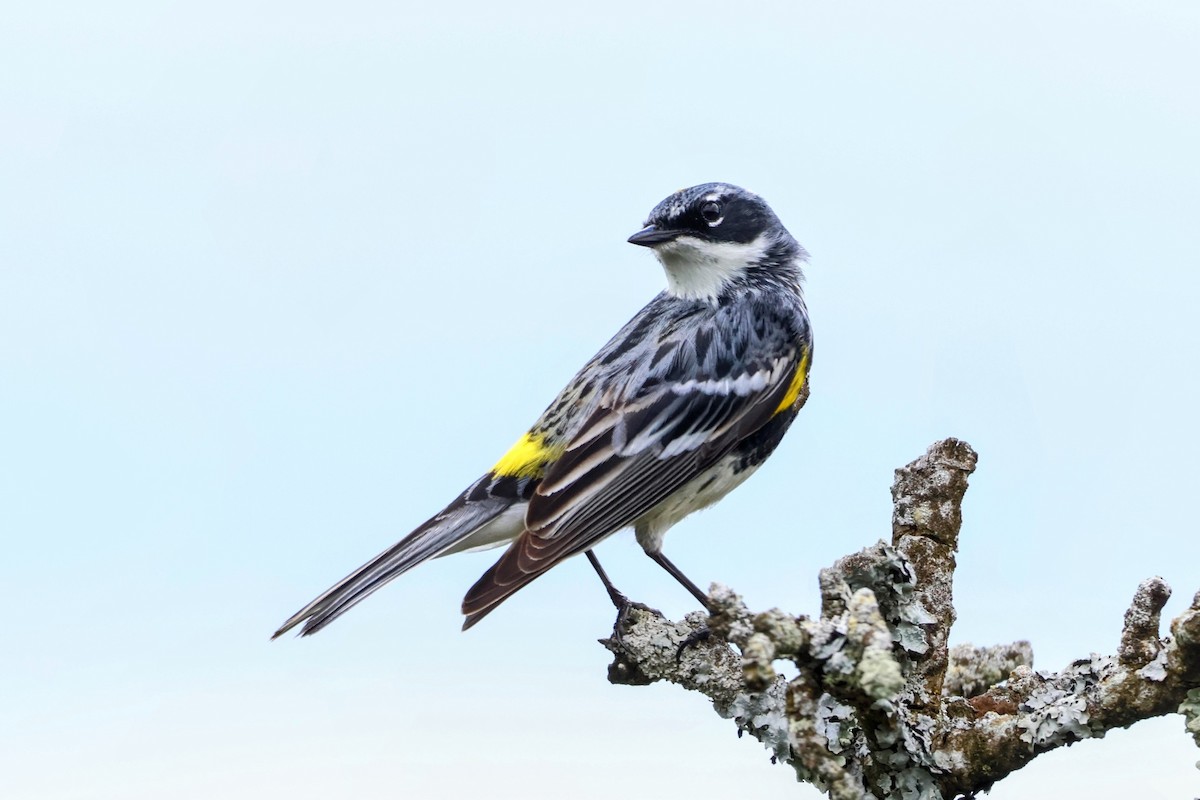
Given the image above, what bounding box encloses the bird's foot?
[675,624,712,662]
[611,593,662,643]
[601,595,664,686]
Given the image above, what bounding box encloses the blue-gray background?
[3,2,1198,797]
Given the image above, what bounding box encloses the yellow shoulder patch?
[773,348,811,415]
[492,432,565,479]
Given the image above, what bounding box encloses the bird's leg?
[585,550,627,608]
[644,550,712,610]
[585,550,660,636]
[642,550,717,661]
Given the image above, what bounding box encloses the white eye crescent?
[700,200,723,226]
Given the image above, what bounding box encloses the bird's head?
[628,183,805,303]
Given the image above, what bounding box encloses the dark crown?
[644,183,789,245]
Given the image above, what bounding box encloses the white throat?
[655,234,770,303]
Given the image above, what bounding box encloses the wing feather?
[461,351,805,626]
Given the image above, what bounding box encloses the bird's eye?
[700,201,723,225]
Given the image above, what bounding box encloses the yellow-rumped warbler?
[273,183,812,636]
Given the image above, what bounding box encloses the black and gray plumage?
[273,183,813,637]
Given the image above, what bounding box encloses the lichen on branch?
[602,439,1200,799]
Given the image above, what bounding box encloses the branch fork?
[602,439,1200,799]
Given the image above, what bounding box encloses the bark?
[601,439,1200,799]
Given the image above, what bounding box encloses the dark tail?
[274,495,511,638]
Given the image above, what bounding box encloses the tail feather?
[274,495,513,638]
[460,535,557,630]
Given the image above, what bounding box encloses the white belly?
[633,455,759,554]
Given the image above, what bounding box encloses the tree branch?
[601,439,1200,799]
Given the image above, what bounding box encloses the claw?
[675,625,712,662]
[586,550,662,645]
[611,593,662,645]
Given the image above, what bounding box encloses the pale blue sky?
[3,2,1198,798]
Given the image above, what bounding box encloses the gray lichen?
[1119,577,1171,667]
[601,439,1200,798]
[944,642,1033,698]
[1017,686,1094,747]
[845,589,904,701]
[723,678,792,762]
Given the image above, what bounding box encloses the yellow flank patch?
[491,432,565,479]
[773,349,811,415]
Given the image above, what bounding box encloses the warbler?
[273,183,812,636]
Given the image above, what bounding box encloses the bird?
[273,182,812,637]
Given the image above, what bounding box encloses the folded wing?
[461,343,808,628]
